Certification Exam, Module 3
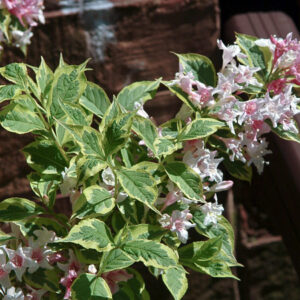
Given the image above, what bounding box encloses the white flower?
[60,167,77,196]
[159,181,196,211]
[213,73,240,98]
[5,245,33,281]
[217,39,241,70]
[236,98,266,128]
[183,142,224,183]
[102,167,115,186]
[26,229,55,273]
[134,102,149,118]
[209,180,234,192]
[220,137,246,162]
[3,287,24,300]
[245,137,272,174]
[24,286,46,300]
[201,199,224,226]
[255,38,275,53]
[276,50,298,69]
[88,264,97,274]
[159,210,195,243]
[211,95,240,133]
[224,62,261,86]
[101,167,128,203]
[0,246,11,288]
[12,29,33,48]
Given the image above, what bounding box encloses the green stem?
[45,206,71,229]
[50,128,69,163]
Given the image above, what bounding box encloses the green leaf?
[192,259,239,279]
[56,218,114,252]
[0,63,28,89]
[72,185,115,219]
[79,82,110,118]
[0,10,11,39]
[131,162,163,184]
[268,120,300,143]
[116,168,159,213]
[28,173,60,208]
[122,239,178,269]
[100,248,135,273]
[75,248,102,265]
[132,116,158,155]
[35,57,54,99]
[160,119,182,139]
[178,118,224,141]
[24,267,61,293]
[178,237,222,264]
[117,80,160,111]
[154,137,181,157]
[235,33,272,80]
[175,53,217,86]
[102,113,133,157]
[222,156,252,182]
[48,64,87,120]
[117,198,139,225]
[126,224,166,241]
[61,124,105,159]
[0,103,46,134]
[163,82,197,112]
[113,268,150,300]
[76,155,107,183]
[59,101,91,126]
[0,198,44,221]
[165,162,203,201]
[0,230,15,243]
[23,140,67,174]
[100,100,120,130]
[162,266,188,300]
[71,274,112,300]
[193,210,240,267]
[0,84,23,103]
[15,217,68,238]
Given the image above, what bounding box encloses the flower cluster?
[175,33,300,174]
[0,226,132,299]
[0,228,55,299]
[0,0,44,54]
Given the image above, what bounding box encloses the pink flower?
[201,199,224,226]
[3,0,45,27]
[0,247,11,288]
[217,39,241,70]
[5,245,33,281]
[209,180,234,192]
[3,287,25,300]
[159,181,195,212]
[25,286,46,300]
[102,269,133,294]
[58,251,82,299]
[220,137,246,162]
[159,209,195,243]
[270,32,300,66]
[267,78,287,95]
[48,251,67,265]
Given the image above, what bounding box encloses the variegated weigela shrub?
[0,0,45,55]
[0,32,300,299]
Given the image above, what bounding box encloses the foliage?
[1,32,300,299]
